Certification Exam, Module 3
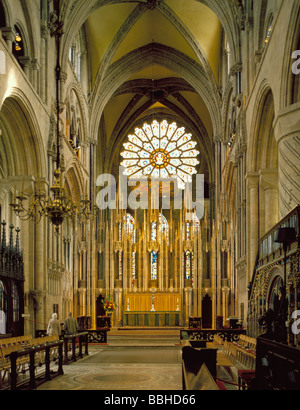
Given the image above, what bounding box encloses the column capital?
[18,56,32,70]
[1,27,15,43]
[31,58,40,71]
[259,168,278,190]
[246,172,259,188]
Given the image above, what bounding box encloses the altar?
[123,311,180,327]
[123,292,181,327]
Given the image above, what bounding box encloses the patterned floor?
[36,330,238,391]
[37,332,183,391]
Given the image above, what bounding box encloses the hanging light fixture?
[10,1,96,232]
[14,41,21,52]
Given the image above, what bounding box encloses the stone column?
[18,56,31,77]
[31,59,40,94]
[34,214,46,332]
[1,27,14,51]
[114,288,123,327]
[246,173,259,282]
[40,22,48,103]
[259,169,279,233]
[184,287,192,326]
[274,103,300,218]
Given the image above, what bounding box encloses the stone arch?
[11,20,30,64]
[280,1,300,108]
[90,43,221,147]
[65,83,88,143]
[59,0,240,81]
[105,95,214,184]
[0,92,46,178]
[247,83,279,264]
[265,266,284,311]
[248,82,277,174]
[0,0,11,27]
[254,0,268,52]
[64,159,85,204]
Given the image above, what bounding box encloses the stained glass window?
[186,214,200,239]
[185,251,194,281]
[118,251,123,280]
[121,120,200,189]
[151,251,158,280]
[126,214,135,243]
[132,252,136,281]
[186,222,191,240]
[159,213,169,242]
[193,214,200,234]
[119,223,122,241]
[151,222,157,241]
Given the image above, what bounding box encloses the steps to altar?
[107,328,182,346]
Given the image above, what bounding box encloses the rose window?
[120,120,200,189]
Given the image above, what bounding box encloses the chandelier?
[10,2,95,232]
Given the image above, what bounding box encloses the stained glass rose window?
[120,120,200,189]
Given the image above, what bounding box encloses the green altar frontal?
[123,311,180,327]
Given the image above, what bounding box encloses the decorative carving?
[0,221,24,282]
[145,0,161,10]
[48,12,64,39]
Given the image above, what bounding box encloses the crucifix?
[150,294,156,311]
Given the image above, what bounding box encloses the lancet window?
[185,251,194,281]
[132,252,136,282]
[159,213,169,242]
[126,213,135,243]
[151,222,157,241]
[150,251,158,280]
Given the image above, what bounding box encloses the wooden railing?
[63,332,89,364]
[253,337,300,390]
[0,332,89,390]
[0,337,63,390]
[9,341,63,390]
[180,329,246,343]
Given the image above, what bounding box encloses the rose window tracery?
[120,120,200,189]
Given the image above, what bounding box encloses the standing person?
[64,312,79,335]
[47,313,61,337]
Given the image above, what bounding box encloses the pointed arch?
[248,82,277,173]
[90,43,221,148]
[0,91,46,178]
[280,0,300,108]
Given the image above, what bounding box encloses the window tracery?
[121,120,200,190]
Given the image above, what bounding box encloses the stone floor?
[36,329,238,391]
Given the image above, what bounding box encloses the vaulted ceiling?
[62,0,228,184]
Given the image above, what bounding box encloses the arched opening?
[12,25,24,59]
[250,88,279,237]
[0,1,7,28]
[268,275,284,316]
